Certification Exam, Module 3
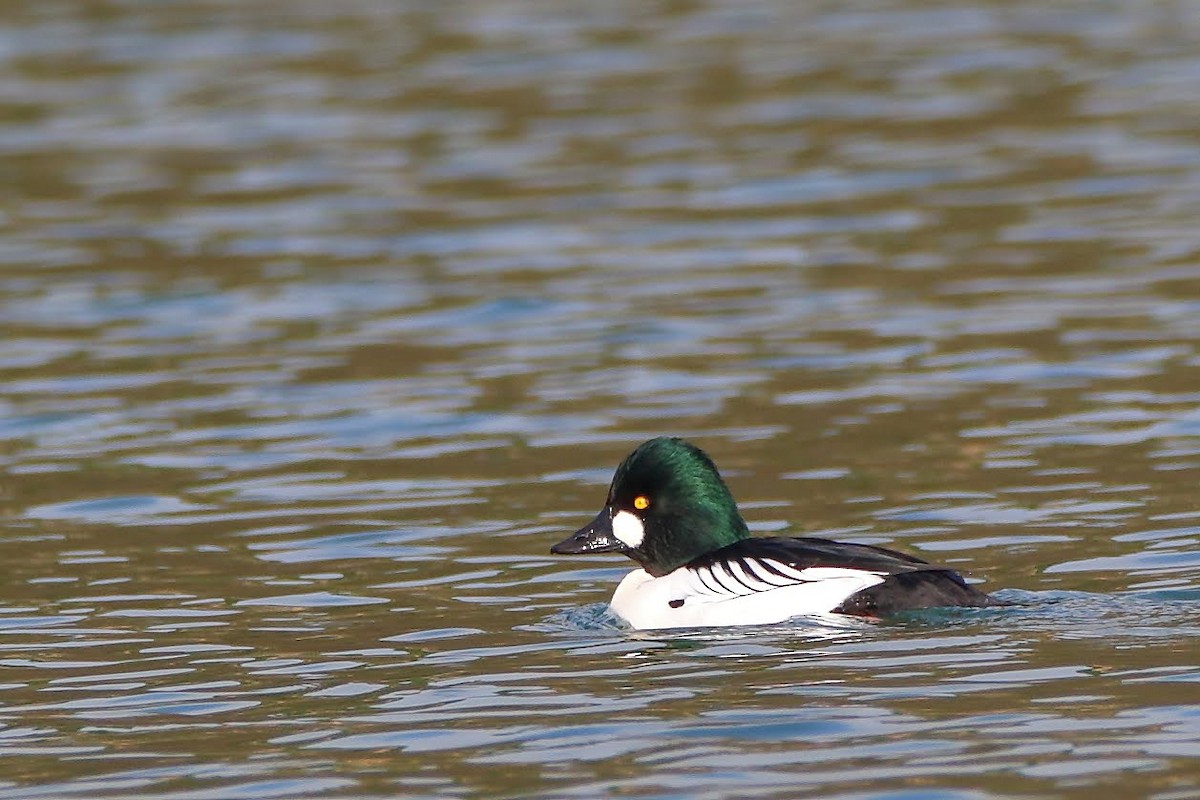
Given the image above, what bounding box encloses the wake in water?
[535,586,1200,642]
[531,601,879,645]
[529,602,628,634]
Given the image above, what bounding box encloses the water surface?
[2,1,1200,797]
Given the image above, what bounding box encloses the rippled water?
[3,1,1200,797]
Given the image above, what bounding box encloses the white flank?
[611,510,646,549]
[609,560,887,630]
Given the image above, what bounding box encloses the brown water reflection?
[3,1,1200,798]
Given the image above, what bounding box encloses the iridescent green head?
[551,437,750,577]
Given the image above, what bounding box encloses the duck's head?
[551,437,750,577]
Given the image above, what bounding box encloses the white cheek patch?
[611,510,646,549]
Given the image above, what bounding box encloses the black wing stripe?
[718,557,757,592]
[688,550,894,598]
[694,567,726,596]
[755,558,795,581]
[766,559,814,582]
[740,557,789,588]
[734,556,767,588]
[688,556,794,596]
[733,556,779,590]
[703,564,738,595]
[733,555,813,591]
[762,558,813,584]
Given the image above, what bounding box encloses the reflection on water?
[2,0,1200,797]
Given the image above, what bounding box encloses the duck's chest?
[608,563,886,630]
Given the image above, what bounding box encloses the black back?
[689,535,933,575]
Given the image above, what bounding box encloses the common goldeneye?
[550,437,996,630]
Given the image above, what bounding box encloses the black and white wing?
[686,536,995,614]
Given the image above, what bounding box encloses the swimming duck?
[550,437,996,630]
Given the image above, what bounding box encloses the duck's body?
[551,438,995,630]
[607,535,992,629]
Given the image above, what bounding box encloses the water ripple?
[3,1,1200,798]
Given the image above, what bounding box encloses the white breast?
[609,560,886,630]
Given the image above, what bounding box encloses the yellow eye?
[633,495,650,510]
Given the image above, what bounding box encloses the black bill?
[550,507,624,554]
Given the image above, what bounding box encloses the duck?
[550,437,997,630]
